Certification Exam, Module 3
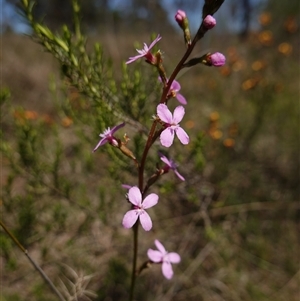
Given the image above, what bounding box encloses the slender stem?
[138,120,158,190]
[0,220,66,301]
[129,222,139,301]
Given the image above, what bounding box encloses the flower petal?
[160,154,171,167]
[157,104,172,124]
[147,249,163,262]
[148,34,162,50]
[128,186,142,206]
[139,211,152,231]
[162,261,174,279]
[122,210,139,229]
[122,184,132,190]
[154,240,166,254]
[110,122,125,134]
[142,193,159,209]
[173,106,185,124]
[126,54,144,64]
[176,93,187,105]
[167,252,181,263]
[160,128,175,148]
[93,137,107,152]
[171,80,181,91]
[174,169,185,181]
[175,127,189,145]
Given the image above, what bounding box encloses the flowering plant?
[91,3,225,298]
[13,1,226,300]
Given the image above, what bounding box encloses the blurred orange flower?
[252,60,266,71]
[24,111,38,120]
[278,42,293,56]
[210,111,220,122]
[242,78,260,91]
[13,109,38,121]
[210,129,223,140]
[223,138,235,148]
[185,120,195,129]
[232,59,246,72]
[61,117,73,127]
[258,30,273,46]
[284,17,298,33]
[259,12,272,26]
[219,65,231,77]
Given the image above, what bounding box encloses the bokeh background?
[1,0,299,300]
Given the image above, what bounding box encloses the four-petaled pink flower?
[93,122,125,152]
[159,78,187,105]
[147,239,181,279]
[122,186,158,231]
[159,153,185,181]
[157,104,189,147]
[126,35,162,65]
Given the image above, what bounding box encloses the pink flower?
[93,122,125,152]
[147,239,181,279]
[159,77,187,105]
[122,186,158,231]
[203,15,216,29]
[126,35,162,64]
[157,104,189,147]
[159,153,185,181]
[208,52,226,67]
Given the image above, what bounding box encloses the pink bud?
[203,15,216,29]
[209,52,226,67]
[175,10,186,25]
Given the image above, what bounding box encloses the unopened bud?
[175,10,191,45]
[209,52,226,67]
[175,10,186,27]
[184,52,226,68]
[203,15,216,29]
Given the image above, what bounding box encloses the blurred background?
[1,0,299,300]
